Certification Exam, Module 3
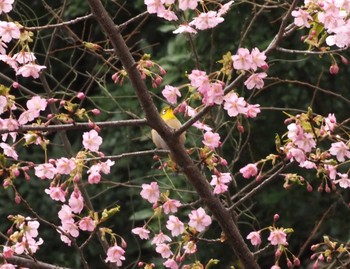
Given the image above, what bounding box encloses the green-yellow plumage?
[151,106,186,150]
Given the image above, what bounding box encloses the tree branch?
[87,1,260,268]
[1,254,72,269]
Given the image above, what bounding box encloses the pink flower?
[140,181,160,203]
[173,24,197,34]
[178,0,198,10]
[69,189,84,214]
[0,0,14,14]
[232,48,252,71]
[152,232,172,245]
[189,11,224,30]
[183,241,197,254]
[239,163,258,179]
[23,219,40,238]
[223,91,247,117]
[250,48,267,71]
[271,265,281,269]
[292,9,313,28]
[99,159,115,174]
[132,227,150,240]
[202,82,224,106]
[160,9,178,21]
[2,246,14,259]
[145,0,165,15]
[156,243,173,258]
[246,231,261,246]
[335,173,350,188]
[87,171,101,184]
[16,63,46,79]
[166,215,185,236]
[329,141,350,162]
[188,207,212,232]
[26,96,47,112]
[0,21,20,42]
[244,72,267,90]
[45,186,66,202]
[246,104,261,118]
[61,220,79,238]
[163,198,182,214]
[58,205,74,222]
[218,1,234,16]
[188,70,209,88]
[210,173,232,194]
[82,129,102,152]
[325,164,337,180]
[268,229,287,246]
[324,113,337,133]
[78,217,95,232]
[0,142,18,160]
[162,85,181,105]
[164,259,178,269]
[202,131,221,150]
[0,95,7,114]
[13,51,36,64]
[56,157,76,175]
[34,163,57,180]
[105,244,126,266]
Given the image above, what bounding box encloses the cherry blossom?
[164,258,178,269]
[223,91,247,117]
[210,172,232,194]
[232,48,252,71]
[291,9,313,28]
[268,229,288,246]
[166,215,185,236]
[188,207,212,232]
[244,72,267,90]
[0,0,14,14]
[162,85,181,105]
[82,129,102,152]
[56,157,76,175]
[246,231,261,246]
[140,181,160,203]
[329,141,350,162]
[334,173,350,188]
[68,189,84,214]
[178,0,198,10]
[132,227,150,240]
[16,63,46,79]
[105,244,126,266]
[156,243,173,258]
[163,198,182,214]
[202,131,221,150]
[183,240,197,254]
[13,51,37,64]
[78,216,95,231]
[0,21,20,42]
[189,11,224,30]
[250,48,267,71]
[34,163,57,180]
[0,142,18,160]
[0,264,16,269]
[239,163,258,179]
[173,24,197,34]
[45,186,66,202]
[152,231,172,245]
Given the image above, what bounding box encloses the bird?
[151,106,186,151]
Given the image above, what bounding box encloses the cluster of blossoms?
[0,1,46,79]
[246,214,300,269]
[133,181,212,268]
[292,0,350,48]
[144,0,234,34]
[1,215,43,268]
[239,109,350,193]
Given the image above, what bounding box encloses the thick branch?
[1,254,71,269]
[87,1,260,268]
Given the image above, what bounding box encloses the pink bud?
[91,108,100,115]
[73,174,80,182]
[77,92,85,100]
[307,183,313,192]
[13,168,20,177]
[287,259,293,268]
[121,238,127,248]
[293,257,301,266]
[340,55,348,65]
[274,214,280,222]
[275,249,282,258]
[15,194,21,204]
[94,125,101,132]
[329,64,339,75]
[48,98,57,104]
[47,114,53,119]
[88,120,95,129]
[159,67,166,75]
[237,122,244,133]
[260,64,269,71]
[137,262,144,267]
[60,100,66,106]
[12,82,19,88]
[220,158,228,166]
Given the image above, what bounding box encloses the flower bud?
[340,55,348,65]
[91,108,101,115]
[12,82,19,89]
[274,214,280,222]
[329,64,339,75]
[77,92,85,100]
